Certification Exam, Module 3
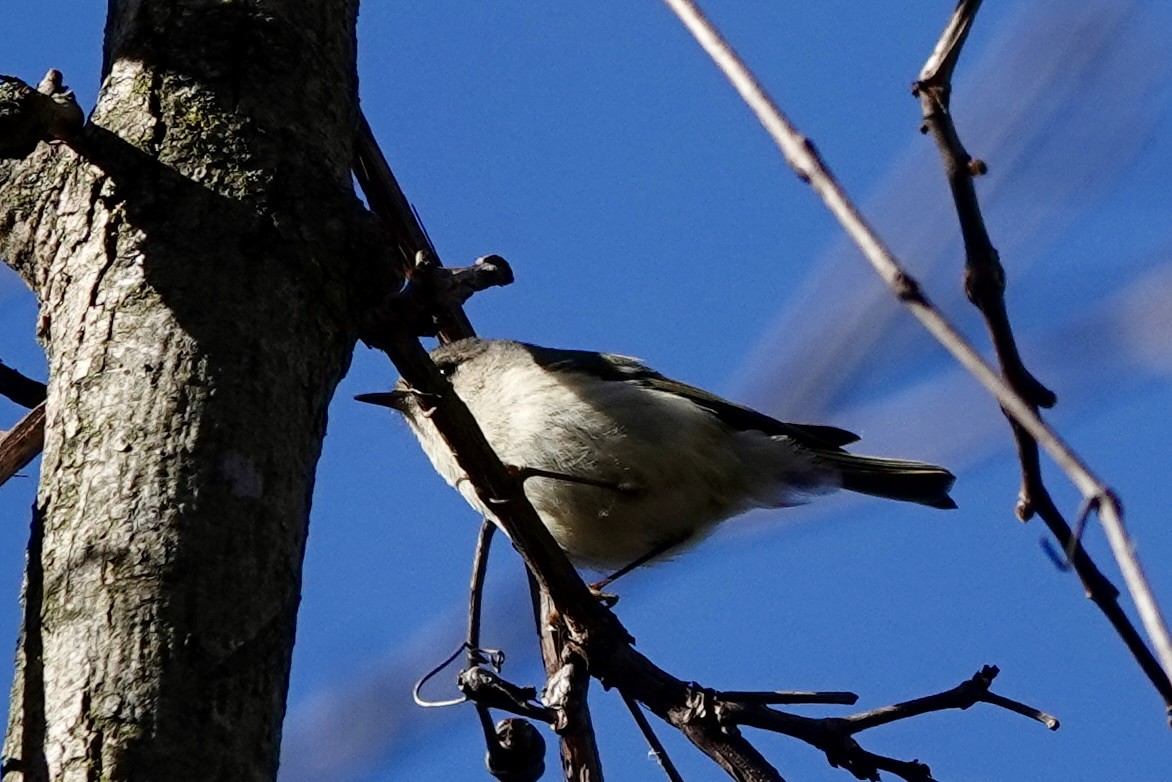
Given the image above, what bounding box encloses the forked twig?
[721,666,1053,781]
[659,0,1172,713]
[841,665,1057,732]
[912,0,1172,712]
[466,656,1053,782]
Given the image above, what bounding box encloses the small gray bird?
[362,338,955,573]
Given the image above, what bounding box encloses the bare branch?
[658,0,1172,711]
[352,112,477,343]
[720,666,1054,781]
[842,665,1057,732]
[364,251,514,341]
[721,690,858,707]
[0,403,44,488]
[453,641,1055,782]
[919,0,985,86]
[916,36,1056,409]
[0,361,45,410]
[466,519,496,663]
[353,108,613,780]
[458,667,556,725]
[912,0,1172,713]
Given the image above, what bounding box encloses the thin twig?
[621,692,685,782]
[913,0,1172,713]
[721,666,1052,780]
[842,666,1058,732]
[919,0,984,89]
[917,2,1056,412]
[721,690,858,706]
[982,690,1061,730]
[412,642,470,709]
[465,517,505,770]
[467,519,496,666]
[658,0,1172,709]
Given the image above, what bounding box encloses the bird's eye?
[437,363,455,377]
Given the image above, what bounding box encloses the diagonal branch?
[658,0,1172,715]
[916,3,1056,415]
[621,692,685,782]
[919,0,984,92]
[353,111,614,780]
[353,115,793,779]
[352,113,477,343]
[354,69,1060,775]
[0,403,44,488]
[0,362,47,488]
[913,0,1172,713]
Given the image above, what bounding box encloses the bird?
[359,337,955,576]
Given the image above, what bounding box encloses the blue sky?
[4,2,1172,780]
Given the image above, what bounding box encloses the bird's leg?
[506,464,640,495]
[588,533,692,606]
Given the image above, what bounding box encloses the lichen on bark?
[0,2,369,779]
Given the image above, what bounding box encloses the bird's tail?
[817,451,957,509]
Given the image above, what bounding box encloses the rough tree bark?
[0,2,368,779]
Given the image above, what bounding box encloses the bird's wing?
[522,343,859,450]
[637,373,860,449]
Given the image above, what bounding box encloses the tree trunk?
[0,1,363,779]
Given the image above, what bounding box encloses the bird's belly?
[463,369,832,569]
[519,462,748,570]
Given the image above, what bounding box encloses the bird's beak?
[355,381,412,412]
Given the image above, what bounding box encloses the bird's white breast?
[406,349,835,569]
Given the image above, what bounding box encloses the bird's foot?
[587,582,620,608]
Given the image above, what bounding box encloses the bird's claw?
[587,583,620,608]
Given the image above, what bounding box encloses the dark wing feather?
[522,343,859,450]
